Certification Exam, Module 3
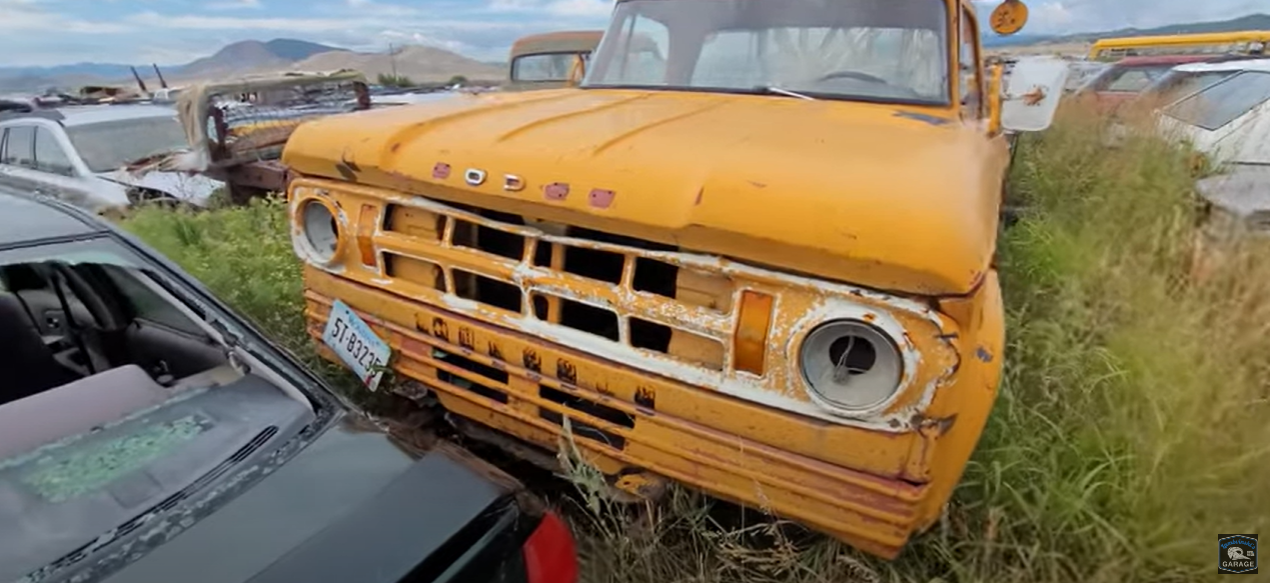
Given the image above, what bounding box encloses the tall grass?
[121,110,1268,583]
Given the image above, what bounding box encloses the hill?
[287,45,504,83]
[179,39,344,78]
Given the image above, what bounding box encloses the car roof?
[0,104,177,128]
[0,189,102,247]
[1172,58,1270,74]
[1113,55,1220,67]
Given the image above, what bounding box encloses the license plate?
[321,299,392,391]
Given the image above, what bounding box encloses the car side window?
[1,125,34,167]
[101,267,206,337]
[33,128,76,177]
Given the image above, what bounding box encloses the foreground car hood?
[95,170,223,206]
[95,416,510,583]
[284,89,1009,295]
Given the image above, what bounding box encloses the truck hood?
[284,89,1010,295]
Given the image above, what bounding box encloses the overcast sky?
[1,0,1266,66]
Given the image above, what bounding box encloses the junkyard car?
[1136,58,1263,107]
[1072,55,1221,112]
[1157,58,1268,168]
[505,31,603,91]
[279,0,1065,559]
[0,106,223,213]
[1154,59,1270,273]
[0,187,578,583]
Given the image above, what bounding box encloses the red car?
[1074,55,1220,112]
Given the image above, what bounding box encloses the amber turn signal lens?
[356,203,379,267]
[733,290,774,375]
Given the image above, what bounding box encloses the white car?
[1157,59,1270,236]
[0,105,223,213]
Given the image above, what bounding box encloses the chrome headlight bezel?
[292,194,345,267]
[797,317,906,415]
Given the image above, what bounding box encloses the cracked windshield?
[1,0,1267,581]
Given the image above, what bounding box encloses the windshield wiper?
[756,86,817,101]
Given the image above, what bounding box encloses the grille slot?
[538,385,633,450]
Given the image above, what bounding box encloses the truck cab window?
[959,8,983,117]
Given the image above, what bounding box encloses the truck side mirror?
[999,56,1070,133]
[567,55,587,87]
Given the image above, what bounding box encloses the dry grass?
[123,106,1269,583]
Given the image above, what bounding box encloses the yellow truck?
[281,0,1066,559]
[505,31,604,91]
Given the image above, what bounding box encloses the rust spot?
[431,317,449,341]
[432,162,451,180]
[887,418,901,429]
[335,161,357,182]
[401,337,428,355]
[588,188,615,209]
[457,327,475,350]
[634,387,656,410]
[1021,86,1046,106]
[544,182,569,201]
[487,342,503,361]
[556,359,577,384]
[522,349,541,372]
[862,313,877,322]
[975,346,993,363]
[914,414,958,436]
[892,110,949,126]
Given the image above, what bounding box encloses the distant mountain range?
[2,12,1267,93]
[0,39,346,93]
[982,13,1269,47]
[0,38,503,94]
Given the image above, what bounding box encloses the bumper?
[306,272,941,558]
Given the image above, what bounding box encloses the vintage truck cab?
[282,0,1064,559]
[505,31,603,91]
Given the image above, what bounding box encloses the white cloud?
[485,0,612,17]
[1,4,133,33]
[126,11,349,31]
[545,0,611,17]
[206,0,263,10]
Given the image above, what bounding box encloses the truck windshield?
[583,0,950,105]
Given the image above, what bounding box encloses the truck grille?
[376,200,743,375]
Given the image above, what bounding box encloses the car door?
[0,124,91,203]
[30,126,102,208]
[0,124,42,193]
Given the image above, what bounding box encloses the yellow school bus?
[1088,31,1270,61]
